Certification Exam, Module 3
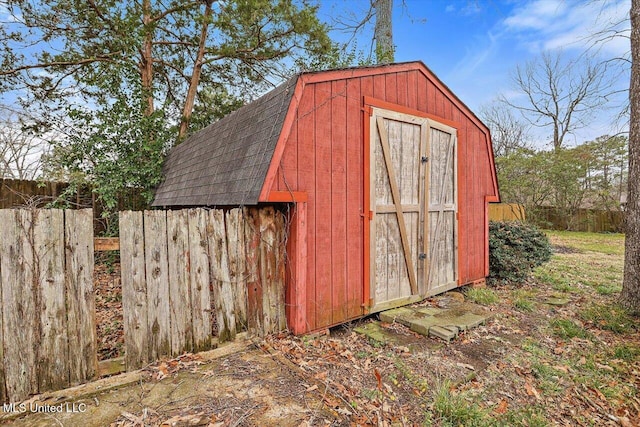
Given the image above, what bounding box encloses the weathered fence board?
[166,210,193,356]
[0,210,37,401]
[245,208,264,334]
[226,208,248,331]
[0,208,96,403]
[210,209,236,342]
[189,209,212,352]
[64,209,97,385]
[35,209,68,393]
[143,210,170,362]
[120,211,148,370]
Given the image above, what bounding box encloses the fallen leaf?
[494,399,508,414]
[374,368,382,390]
[314,371,328,381]
[456,362,475,371]
[525,381,541,400]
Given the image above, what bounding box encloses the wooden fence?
[0,209,96,404]
[488,203,526,222]
[532,206,624,233]
[119,207,287,369]
[0,206,287,403]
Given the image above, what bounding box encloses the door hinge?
[419,253,427,260]
[421,156,429,163]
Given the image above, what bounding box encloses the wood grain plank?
[119,210,148,370]
[0,209,37,401]
[143,210,171,361]
[314,81,333,328]
[273,210,287,331]
[345,77,363,319]
[166,210,192,355]
[225,208,247,331]
[259,207,275,333]
[397,71,408,107]
[35,209,68,392]
[188,209,212,352]
[331,79,348,324]
[65,209,97,384]
[244,208,263,335]
[296,87,317,331]
[373,74,386,99]
[407,71,418,110]
[385,72,398,104]
[209,209,235,343]
[386,119,403,299]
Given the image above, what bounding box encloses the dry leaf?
[494,399,508,414]
[525,381,541,400]
[314,371,328,381]
[374,368,382,390]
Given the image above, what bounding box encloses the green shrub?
[488,221,552,286]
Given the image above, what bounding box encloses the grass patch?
[497,407,549,427]
[580,303,637,334]
[595,283,621,295]
[549,318,591,340]
[430,381,490,426]
[531,362,565,395]
[612,343,640,361]
[465,288,499,305]
[512,289,536,312]
[544,230,625,255]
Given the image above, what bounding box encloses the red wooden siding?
[266,63,498,333]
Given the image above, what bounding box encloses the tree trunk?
[177,1,213,141]
[373,0,394,64]
[141,0,154,117]
[621,0,640,314]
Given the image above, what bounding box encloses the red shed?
[153,61,500,334]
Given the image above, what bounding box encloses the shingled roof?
[152,75,298,207]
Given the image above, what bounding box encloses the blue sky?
[319,0,631,145]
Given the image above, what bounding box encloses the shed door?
[369,108,427,310]
[426,123,458,296]
[369,108,458,310]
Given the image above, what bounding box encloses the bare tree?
[621,0,640,314]
[374,0,394,63]
[0,115,46,180]
[501,51,611,151]
[331,0,397,64]
[479,102,532,158]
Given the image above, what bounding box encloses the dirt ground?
[7,231,639,426]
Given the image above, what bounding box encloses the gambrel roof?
[152,75,298,207]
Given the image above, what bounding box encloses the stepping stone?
[429,325,458,342]
[379,307,416,325]
[378,302,491,342]
[354,321,435,352]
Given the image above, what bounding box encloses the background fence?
[532,206,624,233]
[0,206,287,403]
[489,203,625,233]
[488,203,526,222]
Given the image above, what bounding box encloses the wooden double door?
[369,107,458,311]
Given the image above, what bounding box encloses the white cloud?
[502,0,630,56]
